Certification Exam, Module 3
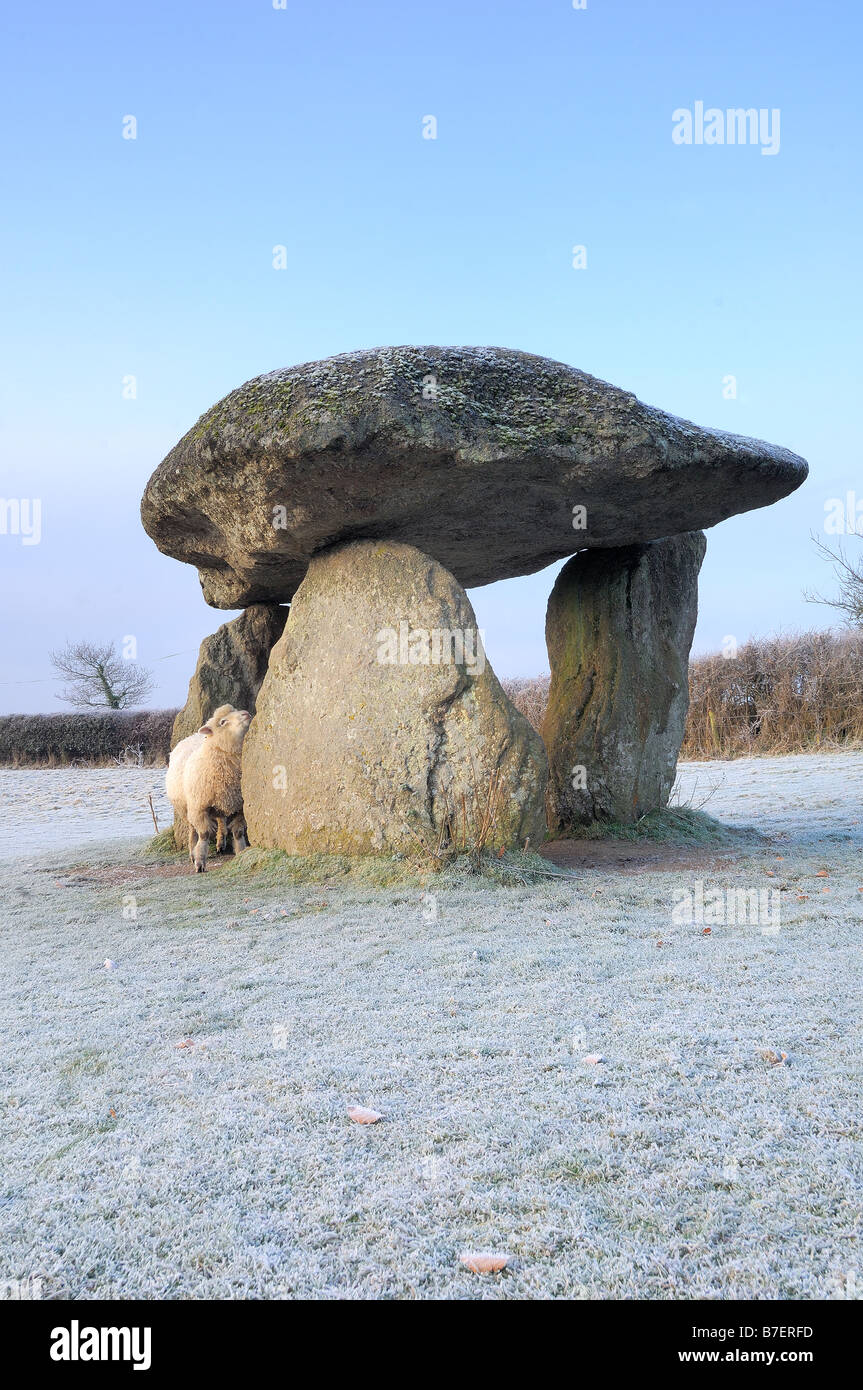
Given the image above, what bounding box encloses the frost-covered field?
[3,751,863,862]
[0,767,170,862]
[0,755,861,1300]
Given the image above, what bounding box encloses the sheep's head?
[208,703,236,725]
[195,703,236,739]
[199,708,251,754]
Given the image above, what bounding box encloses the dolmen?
[141,346,807,851]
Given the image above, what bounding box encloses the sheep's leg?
[228,813,248,856]
[215,816,228,853]
[188,824,199,866]
[190,811,216,873]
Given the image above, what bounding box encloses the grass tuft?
[562,806,748,846]
[219,847,411,888]
[141,828,180,858]
[218,844,569,888]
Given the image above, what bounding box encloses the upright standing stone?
[542,533,706,830]
[171,603,288,847]
[242,541,548,855]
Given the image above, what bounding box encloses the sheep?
[165,704,235,852]
[182,708,251,872]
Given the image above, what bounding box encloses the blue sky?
[1,0,860,712]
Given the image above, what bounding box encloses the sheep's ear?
[199,725,213,736]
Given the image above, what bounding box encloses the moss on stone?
[141,345,808,611]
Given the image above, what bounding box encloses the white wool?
[183,709,251,871]
[164,705,236,822]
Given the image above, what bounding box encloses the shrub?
[502,675,550,733]
[681,630,863,758]
[0,710,179,767]
[8,629,863,768]
[504,630,863,760]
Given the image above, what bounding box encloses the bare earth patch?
[541,840,740,873]
[53,858,232,888]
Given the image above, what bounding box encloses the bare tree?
[805,536,863,627]
[51,640,155,709]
